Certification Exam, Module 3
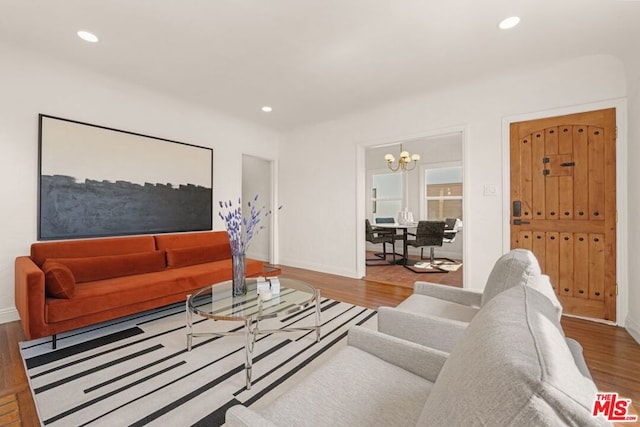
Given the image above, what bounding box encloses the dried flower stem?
[218,195,276,256]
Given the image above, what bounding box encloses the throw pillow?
[42,260,76,299]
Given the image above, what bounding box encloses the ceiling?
[1,0,638,131]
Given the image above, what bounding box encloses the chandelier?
[384,144,420,172]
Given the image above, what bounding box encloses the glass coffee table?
[186,277,321,389]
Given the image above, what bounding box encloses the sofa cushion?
[31,235,156,267]
[259,346,434,426]
[419,285,607,426]
[48,250,166,283]
[395,293,478,323]
[167,258,263,284]
[480,248,541,306]
[42,260,76,299]
[45,258,263,323]
[166,244,231,268]
[154,231,231,251]
[45,268,192,323]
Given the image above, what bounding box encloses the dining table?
[373,222,459,266]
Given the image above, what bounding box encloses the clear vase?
[232,253,247,296]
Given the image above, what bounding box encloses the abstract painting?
[38,114,213,240]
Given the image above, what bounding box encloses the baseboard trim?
[624,314,640,345]
[0,307,19,324]
[278,258,358,279]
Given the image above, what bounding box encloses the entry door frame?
[501,98,628,326]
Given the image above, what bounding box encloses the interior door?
[510,108,616,322]
[242,155,273,263]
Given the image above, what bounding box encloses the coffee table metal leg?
[315,290,321,343]
[186,296,193,351]
[244,319,253,390]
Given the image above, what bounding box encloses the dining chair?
[373,217,403,259]
[365,219,397,266]
[404,220,446,273]
[443,218,458,242]
[431,217,461,264]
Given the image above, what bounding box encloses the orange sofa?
[14,231,265,346]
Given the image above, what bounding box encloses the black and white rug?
[20,298,377,426]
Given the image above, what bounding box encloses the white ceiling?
[1,0,638,131]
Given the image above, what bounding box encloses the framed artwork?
[38,114,213,240]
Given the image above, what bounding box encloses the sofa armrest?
[14,256,47,340]
[347,326,448,383]
[225,405,278,427]
[377,306,467,353]
[413,281,482,307]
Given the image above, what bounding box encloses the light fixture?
[384,144,420,172]
[77,30,99,43]
[261,106,273,112]
[498,16,520,30]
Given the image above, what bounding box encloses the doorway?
[509,108,617,322]
[363,132,465,286]
[242,154,274,263]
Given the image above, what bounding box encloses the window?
[371,172,402,220]
[424,165,463,220]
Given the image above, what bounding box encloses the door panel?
[510,108,616,322]
[532,133,546,220]
[559,232,573,296]
[532,232,545,273]
[573,127,590,220]
[588,128,606,221]
[546,232,560,290]
[574,233,589,299]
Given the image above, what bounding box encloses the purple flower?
[218,194,278,256]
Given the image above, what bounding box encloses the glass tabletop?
[188,277,318,322]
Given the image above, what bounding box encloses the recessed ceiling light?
[261,106,273,113]
[498,16,520,30]
[77,30,99,43]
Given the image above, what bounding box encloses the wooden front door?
[510,108,617,322]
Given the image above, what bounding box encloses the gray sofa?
[378,248,548,352]
[225,283,610,426]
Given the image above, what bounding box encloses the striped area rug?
[20,298,377,426]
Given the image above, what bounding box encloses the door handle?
[513,219,530,225]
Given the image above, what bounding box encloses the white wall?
[623,53,640,341]
[0,41,280,323]
[279,54,628,296]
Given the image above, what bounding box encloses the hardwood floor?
[362,252,463,290]
[0,321,37,426]
[1,264,638,425]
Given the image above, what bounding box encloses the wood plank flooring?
[0,394,21,427]
[1,263,638,426]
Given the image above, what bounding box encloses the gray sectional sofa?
[225,250,610,426]
[377,248,555,352]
